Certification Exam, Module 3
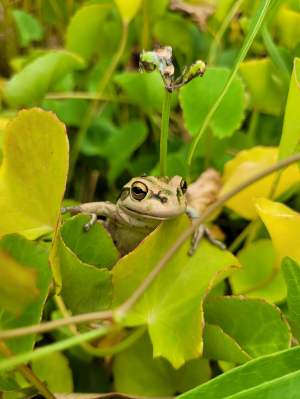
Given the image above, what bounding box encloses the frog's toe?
[83,213,97,232]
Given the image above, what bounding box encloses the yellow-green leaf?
[276,6,300,50]
[220,146,300,220]
[0,248,38,314]
[279,58,300,159]
[239,58,286,116]
[114,0,142,23]
[255,198,300,264]
[0,108,69,239]
[113,215,239,368]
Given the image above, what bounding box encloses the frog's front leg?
[62,202,116,231]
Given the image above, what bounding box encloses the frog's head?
[117,176,187,220]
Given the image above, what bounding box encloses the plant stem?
[228,220,255,253]
[68,22,128,181]
[208,0,244,65]
[46,92,131,103]
[0,341,56,399]
[160,90,172,176]
[0,326,111,372]
[188,0,272,171]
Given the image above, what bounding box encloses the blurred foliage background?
[2,0,300,397]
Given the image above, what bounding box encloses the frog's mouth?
[121,205,181,220]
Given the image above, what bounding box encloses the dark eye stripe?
[118,188,130,201]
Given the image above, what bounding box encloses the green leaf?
[61,214,118,268]
[0,235,51,355]
[187,0,273,166]
[114,71,165,112]
[50,215,114,314]
[179,67,245,138]
[114,333,211,396]
[203,324,251,364]
[239,58,286,116]
[230,239,286,303]
[31,352,73,393]
[113,215,239,368]
[0,247,38,315]
[177,346,300,399]
[12,10,44,47]
[0,108,69,240]
[282,256,300,340]
[83,120,148,183]
[4,51,84,107]
[279,58,300,159]
[204,296,291,358]
[114,0,142,23]
[66,3,112,63]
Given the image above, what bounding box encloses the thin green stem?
[160,90,172,176]
[208,0,244,65]
[188,0,272,171]
[46,92,131,103]
[0,326,111,372]
[0,341,56,399]
[69,22,128,181]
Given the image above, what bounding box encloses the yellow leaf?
[0,108,69,239]
[219,146,300,219]
[114,0,142,23]
[255,198,300,264]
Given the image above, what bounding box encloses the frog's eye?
[180,179,188,194]
[131,181,148,201]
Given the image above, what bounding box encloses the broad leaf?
[114,72,165,112]
[0,108,69,239]
[0,248,38,314]
[4,51,84,107]
[282,257,300,341]
[255,198,300,264]
[114,0,142,23]
[203,324,251,364]
[204,297,291,358]
[230,239,286,303]
[180,67,245,138]
[31,352,73,393]
[220,146,300,220]
[0,235,51,355]
[66,4,112,63]
[50,215,115,314]
[178,346,300,399]
[113,215,239,368]
[279,58,300,159]
[239,58,286,116]
[114,333,211,396]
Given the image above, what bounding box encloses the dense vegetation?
[1,0,300,398]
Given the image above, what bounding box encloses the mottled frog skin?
[62,176,187,255]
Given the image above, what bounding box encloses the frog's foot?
[83,213,97,232]
[188,224,226,256]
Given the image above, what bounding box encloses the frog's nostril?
[160,196,168,203]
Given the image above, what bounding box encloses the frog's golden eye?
[131,181,148,201]
[180,179,188,194]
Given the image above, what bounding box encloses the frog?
[62,173,224,256]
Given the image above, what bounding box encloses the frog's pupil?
[131,182,148,200]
